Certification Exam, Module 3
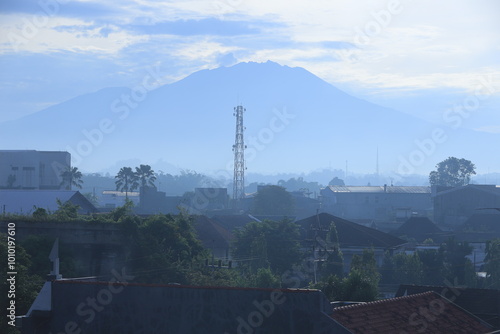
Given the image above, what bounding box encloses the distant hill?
[1,61,496,176]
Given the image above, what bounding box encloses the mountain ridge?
[1,61,496,176]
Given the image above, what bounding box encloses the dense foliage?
[252,185,295,215]
[231,219,302,275]
[429,157,476,187]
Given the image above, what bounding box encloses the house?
[295,213,407,273]
[320,185,431,222]
[193,215,233,261]
[19,279,351,333]
[396,284,500,330]
[433,184,500,227]
[290,191,321,219]
[332,291,494,333]
[0,190,97,215]
[392,216,449,243]
[0,150,70,189]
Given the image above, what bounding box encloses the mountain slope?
[0,61,495,175]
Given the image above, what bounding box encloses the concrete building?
[136,186,182,215]
[193,187,229,211]
[433,184,500,227]
[320,185,432,222]
[0,150,70,189]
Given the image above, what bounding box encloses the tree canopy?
[484,239,500,289]
[115,167,139,199]
[135,164,156,188]
[60,166,83,190]
[252,185,294,216]
[231,219,302,275]
[125,213,207,284]
[328,177,345,186]
[429,157,476,187]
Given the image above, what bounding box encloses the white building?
[0,150,70,189]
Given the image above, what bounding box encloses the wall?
[0,150,70,189]
[0,220,128,279]
[321,190,431,222]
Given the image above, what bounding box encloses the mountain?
[0,61,497,176]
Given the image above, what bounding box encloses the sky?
[1,0,499,123]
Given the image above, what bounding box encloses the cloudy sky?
[1,0,499,126]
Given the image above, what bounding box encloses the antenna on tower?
[233,105,246,200]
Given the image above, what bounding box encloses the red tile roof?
[331,291,493,334]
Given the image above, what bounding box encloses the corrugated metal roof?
[326,185,431,194]
[435,184,500,197]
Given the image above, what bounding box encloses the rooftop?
[296,213,406,248]
[434,184,500,197]
[21,280,351,333]
[332,291,493,333]
[324,185,431,194]
[396,284,500,330]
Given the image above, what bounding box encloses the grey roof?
[21,280,351,334]
[324,185,431,194]
[296,213,407,248]
[434,184,500,197]
[0,190,95,214]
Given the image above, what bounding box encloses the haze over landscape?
[4,3,500,333]
[1,0,499,181]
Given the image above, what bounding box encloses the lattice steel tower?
[232,105,246,200]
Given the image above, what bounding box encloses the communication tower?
[232,105,246,200]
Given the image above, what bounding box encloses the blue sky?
[1,0,499,128]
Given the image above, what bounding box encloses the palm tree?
[60,167,83,190]
[135,164,156,188]
[115,167,138,200]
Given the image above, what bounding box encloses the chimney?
[384,184,387,193]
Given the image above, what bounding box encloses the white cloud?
[0,14,148,55]
[474,126,500,134]
[0,0,499,108]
